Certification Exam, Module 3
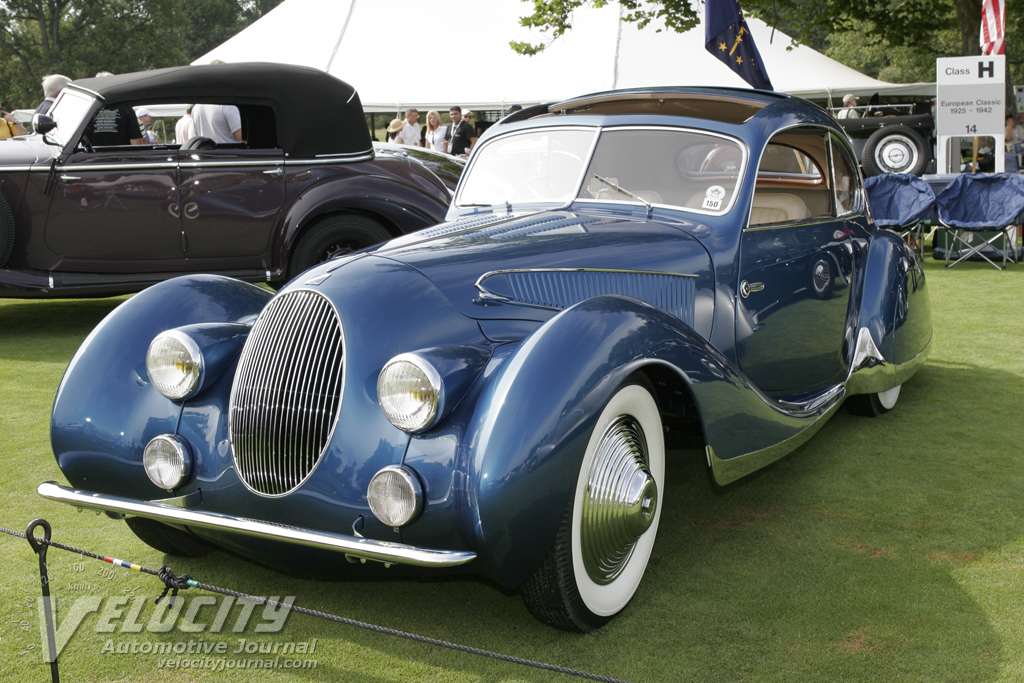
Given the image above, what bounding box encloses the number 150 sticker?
[702,185,726,211]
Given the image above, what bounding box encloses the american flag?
[981,0,1004,55]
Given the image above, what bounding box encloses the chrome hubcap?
[581,416,659,585]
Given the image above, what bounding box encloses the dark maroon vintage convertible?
[0,62,463,297]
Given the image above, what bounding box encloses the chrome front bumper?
[37,482,476,568]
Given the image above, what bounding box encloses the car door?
[44,145,184,264]
[176,104,286,264]
[735,128,859,395]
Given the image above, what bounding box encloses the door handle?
[739,281,764,298]
[60,175,82,182]
[263,168,284,177]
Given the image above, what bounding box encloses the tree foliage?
[0,0,284,109]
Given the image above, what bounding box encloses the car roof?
[67,62,372,159]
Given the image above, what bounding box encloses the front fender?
[51,275,272,496]
[459,295,844,588]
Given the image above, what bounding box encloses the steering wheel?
[78,135,95,153]
[700,146,740,173]
[511,175,548,201]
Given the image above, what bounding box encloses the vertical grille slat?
[230,290,344,496]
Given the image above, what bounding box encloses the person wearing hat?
[81,74,145,147]
[386,118,405,142]
[136,107,158,143]
[837,94,860,119]
[394,108,421,146]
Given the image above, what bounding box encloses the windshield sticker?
[702,186,726,211]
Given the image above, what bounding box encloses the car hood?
[0,135,56,166]
[363,210,716,336]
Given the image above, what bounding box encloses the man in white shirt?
[192,103,243,144]
[395,108,421,146]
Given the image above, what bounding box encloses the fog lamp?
[377,354,441,432]
[143,435,192,491]
[367,465,423,528]
[147,330,203,400]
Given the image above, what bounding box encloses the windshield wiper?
[593,174,653,216]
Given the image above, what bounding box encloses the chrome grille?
[230,290,344,496]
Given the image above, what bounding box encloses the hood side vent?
[477,269,696,325]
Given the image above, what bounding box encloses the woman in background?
[424,110,447,152]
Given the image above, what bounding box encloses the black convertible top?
[68,62,372,159]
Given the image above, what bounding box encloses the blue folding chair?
[936,173,1024,270]
[864,173,936,259]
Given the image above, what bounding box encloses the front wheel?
[520,374,665,631]
[288,215,391,279]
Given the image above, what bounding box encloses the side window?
[829,135,859,216]
[752,127,830,225]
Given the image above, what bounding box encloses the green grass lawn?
[1,252,1022,682]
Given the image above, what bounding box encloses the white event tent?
[197,0,934,113]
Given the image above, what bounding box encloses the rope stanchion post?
[25,519,60,683]
[3,519,632,683]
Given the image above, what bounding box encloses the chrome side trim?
[707,393,845,485]
[37,482,476,568]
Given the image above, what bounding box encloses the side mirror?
[32,113,57,135]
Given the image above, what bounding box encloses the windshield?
[456,126,745,215]
[45,89,94,146]
[457,128,596,206]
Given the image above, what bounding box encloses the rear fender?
[847,230,931,395]
[460,295,844,588]
[51,275,272,496]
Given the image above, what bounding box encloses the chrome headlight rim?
[377,353,443,433]
[142,434,192,492]
[366,465,424,528]
[146,329,204,400]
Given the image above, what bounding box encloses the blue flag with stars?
[704,0,773,91]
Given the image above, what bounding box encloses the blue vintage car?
[39,87,931,632]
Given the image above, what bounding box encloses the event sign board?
[935,55,1004,137]
[935,55,1005,173]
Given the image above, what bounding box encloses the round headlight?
[143,435,192,491]
[147,331,203,400]
[367,465,423,528]
[377,354,441,432]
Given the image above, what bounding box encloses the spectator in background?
[175,105,196,144]
[394,108,421,146]
[84,72,144,146]
[837,93,860,119]
[447,106,476,157]
[192,102,242,144]
[34,74,71,118]
[136,107,158,143]
[1,104,28,138]
[386,118,404,142]
[423,110,447,152]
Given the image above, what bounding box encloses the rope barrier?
[2,520,633,683]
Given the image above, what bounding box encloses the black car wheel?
[846,385,901,416]
[125,517,215,557]
[520,373,664,632]
[288,215,391,279]
[861,125,929,176]
[0,192,16,268]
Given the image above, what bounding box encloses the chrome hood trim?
[37,482,476,568]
